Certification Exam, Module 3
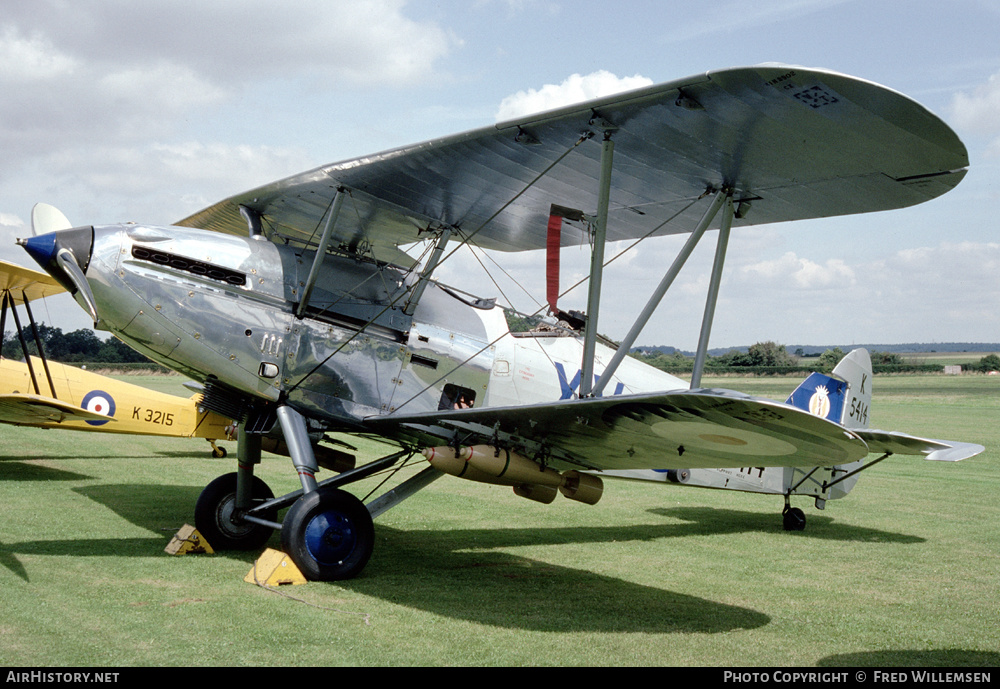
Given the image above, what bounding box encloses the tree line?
[633,341,1000,375]
[1,324,150,364]
[6,322,999,376]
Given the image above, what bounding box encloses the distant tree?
[713,341,794,368]
[503,309,545,333]
[711,349,751,367]
[2,324,151,364]
[746,341,795,367]
[61,329,103,362]
[818,347,846,372]
[870,350,904,366]
[972,353,1000,373]
[635,349,692,372]
[95,337,150,363]
[2,323,64,359]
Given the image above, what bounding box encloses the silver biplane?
[20,64,983,580]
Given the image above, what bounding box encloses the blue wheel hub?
[304,511,357,565]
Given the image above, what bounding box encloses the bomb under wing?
[423,444,604,505]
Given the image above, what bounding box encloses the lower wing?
[365,389,871,472]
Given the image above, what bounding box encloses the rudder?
[785,348,872,430]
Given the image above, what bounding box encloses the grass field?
[1,373,997,667]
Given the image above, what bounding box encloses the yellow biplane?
[0,259,234,455]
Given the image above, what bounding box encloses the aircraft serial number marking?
[848,397,868,425]
[765,70,797,87]
[132,407,175,426]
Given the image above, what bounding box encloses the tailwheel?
[195,472,276,550]
[782,505,806,531]
[281,487,374,581]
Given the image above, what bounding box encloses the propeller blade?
[30,203,72,236]
[55,247,99,323]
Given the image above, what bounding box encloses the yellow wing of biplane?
[1,260,234,453]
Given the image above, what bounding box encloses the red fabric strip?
[546,213,562,314]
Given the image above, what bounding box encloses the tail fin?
[786,349,872,429]
[785,349,873,503]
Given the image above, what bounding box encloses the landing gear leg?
[195,423,275,549]
[276,405,318,492]
[274,404,376,580]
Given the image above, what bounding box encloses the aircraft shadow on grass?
[0,446,220,484]
[0,459,92,482]
[0,483,769,633]
[646,507,926,544]
[0,481,929,633]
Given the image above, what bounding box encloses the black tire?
[281,488,374,581]
[195,472,275,551]
[783,506,806,531]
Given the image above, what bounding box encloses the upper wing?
[364,388,870,471]
[177,64,967,263]
[0,260,67,304]
[0,393,114,425]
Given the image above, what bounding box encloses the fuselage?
[0,355,233,439]
[24,223,687,433]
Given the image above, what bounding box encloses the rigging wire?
[285,126,705,408]
[370,195,707,413]
[284,133,593,394]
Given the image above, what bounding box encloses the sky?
[1,0,998,351]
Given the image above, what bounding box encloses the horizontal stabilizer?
[0,394,118,425]
[856,429,984,462]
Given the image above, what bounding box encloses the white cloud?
[495,71,654,121]
[3,2,454,88]
[0,212,24,228]
[950,70,1000,156]
[20,140,316,225]
[0,25,77,82]
[737,251,856,290]
[951,71,1000,133]
[0,2,457,168]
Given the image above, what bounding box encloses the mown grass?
[0,373,997,667]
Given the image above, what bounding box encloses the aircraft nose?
[17,226,100,322]
[18,226,94,279]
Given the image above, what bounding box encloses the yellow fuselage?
[1,356,233,440]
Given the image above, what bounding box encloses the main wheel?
[281,488,374,581]
[195,472,276,550]
[782,506,806,531]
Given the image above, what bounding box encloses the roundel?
[81,390,116,426]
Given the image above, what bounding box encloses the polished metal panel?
[76,218,501,427]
